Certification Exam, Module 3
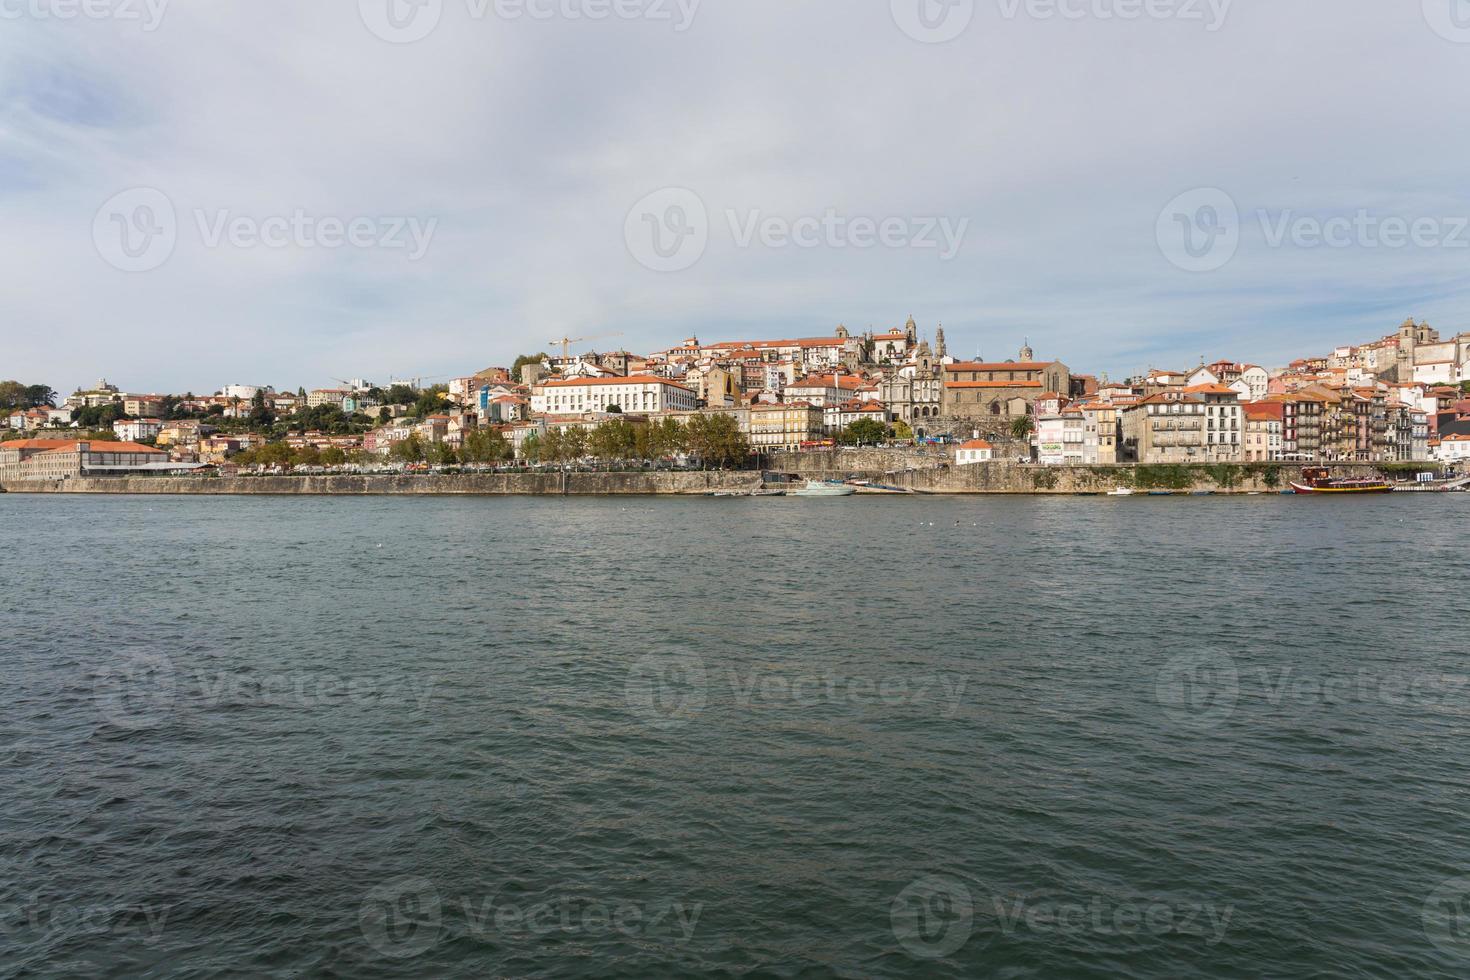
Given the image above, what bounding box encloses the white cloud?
[1,0,1467,394]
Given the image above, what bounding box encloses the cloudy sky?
[3,0,1468,396]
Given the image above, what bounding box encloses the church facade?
[940,344,1072,420]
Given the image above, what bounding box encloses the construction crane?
[548,331,624,361]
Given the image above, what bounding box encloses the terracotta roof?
[1,439,73,451]
[539,375,693,392]
[945,361,1054,372]
[789,375,865,390]
[1244,403,1284,421]
[945,380,1043,389]
[958,439,993,450]
[36,441,165,455]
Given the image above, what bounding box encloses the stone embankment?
[0,471,763,496]
[767,450,1400,494]
[0,454,1428,496]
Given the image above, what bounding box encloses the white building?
[1434,433,1470,463]
[1035,409,1085,465]
[113,418,163,442]
[955,439,994,465]
[531,376,696,416]
[219,384,265,401]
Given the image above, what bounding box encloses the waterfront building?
[955,439,994,465]
[1120,385,1243,463]
[1261,392,1325,460]
[1035,408,1085,465]
[531,376,696,416]
[1079,402,1121,464]
[748,402,825,451]
[1242,403,1284,461]
[1434,432,1470,463]
[0,439,197,481]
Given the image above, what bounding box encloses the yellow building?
[748,402,825,451]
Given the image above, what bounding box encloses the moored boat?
[1288,467,1393,495]
[1105,488,1135,496]
[793,479,857,498]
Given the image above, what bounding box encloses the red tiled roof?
[945,380,1043,389]
[945,361,1053,372]
[539,375,693,392]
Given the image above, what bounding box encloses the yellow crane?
[548,331,624,361]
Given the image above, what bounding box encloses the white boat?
[793,480,857,498]
[1105,488,1135,497]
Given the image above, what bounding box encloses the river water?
[3,493,1469,977]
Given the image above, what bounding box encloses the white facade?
[220,384,263,401]
[531,376,696,416]
[1035,413,1085,465]
[113,419,163,442]
[1435,434,1470,462]
[955,440,994,465]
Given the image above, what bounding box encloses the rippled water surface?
[4,492,1470,978]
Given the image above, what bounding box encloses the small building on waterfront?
[955,439,994,465]
[0,439,203,482]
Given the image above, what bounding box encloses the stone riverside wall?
[0,471,764,496]
[767,451,1398,494]
[0,460,1414,496]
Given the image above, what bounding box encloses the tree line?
[524,415,750,468]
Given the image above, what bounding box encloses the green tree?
[1010,415,1035,440]
[391,435,425,462]
[511,353,549,378]
[652,418,687,457]
[562,427,589,461]
[24,384,55,408]
[385,384,418,406]
[540,429,564,462]
[590,419,637,463]
[249,389,275,426]
[257,441,294,467]
[842,418,887,446]
[413,386,449,418]
[892,420,915,441]
[686,413,749,468]
[320,447,346,466]
[462,428,512,463]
